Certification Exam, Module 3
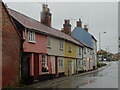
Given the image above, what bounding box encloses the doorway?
[34,53,39,80]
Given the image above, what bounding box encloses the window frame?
[68,43,72,52]
[84,47,86,54]
[59,59,63,67]
[79,47,81,55]
[60,40,64,50]
[47,36,52,48]
[42,54,47,67]
[28,31,35,43]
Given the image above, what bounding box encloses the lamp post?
[99,32,106,50]
[98,32,106,61]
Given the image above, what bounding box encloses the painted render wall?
[64,42,76,76]
[47,37,65,74]
[47,37,64,56]
[83,48,93,71]
[76,46,83,71]
[23,31,47,54]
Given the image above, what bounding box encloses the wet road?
[45,61,118,88]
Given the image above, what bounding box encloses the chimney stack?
[41,4,52,27]
[62,19,71,35]
[84,25,88,32]
[76,18,82,27]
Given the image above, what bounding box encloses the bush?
[97,61,107,67]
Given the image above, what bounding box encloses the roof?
[97,49,106,54]
[72,27,93,48]
[7,8,84,47]
[2,2,21,40]
[72,36,93,49]
[91,35,97,42]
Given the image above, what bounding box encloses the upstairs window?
[68,43,72,52]
[87,48,89,53]
[60,40,64,50]
[79,47,82,55]
[84,47,86,54]
[28,31,35,43]
[47,36,52,48]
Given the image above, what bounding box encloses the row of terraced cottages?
[2,2,97,88]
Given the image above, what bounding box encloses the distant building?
[97,49,108,60]
[71,19,97,70]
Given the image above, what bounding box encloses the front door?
[55,56,58,77]
[68,60,72,76]
[23,54,31,84]
[72,60,74,74]
[34,54,39,80]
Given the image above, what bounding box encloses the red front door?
[34,54,39,80]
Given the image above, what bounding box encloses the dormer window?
[28,31,35,43]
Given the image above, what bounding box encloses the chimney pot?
[41,4,52,27]
[62,19,71,35]
[84,25,88,32]
[76,18,82,27]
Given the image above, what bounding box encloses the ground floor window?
[77,60,81,67]
[59,59,63,67]
[68,60,72,67]
[42,55,48,72]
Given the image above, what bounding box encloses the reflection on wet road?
[45,61,118,88]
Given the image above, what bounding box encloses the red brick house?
[1,2,21,88]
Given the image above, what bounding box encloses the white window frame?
[59,59,63,67]
[68,60,72,67]
[60,40,64,50]
[47,36,52,48]
[84,47,86,54]
[28,31,35,43]
[79,47,81,55]
[42,55,47,67]
[78,60,81,67]
[68,43,72,52]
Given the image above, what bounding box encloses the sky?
[3,1,118,54]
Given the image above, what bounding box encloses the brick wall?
[2,4,21,88]
[0,2,2,90]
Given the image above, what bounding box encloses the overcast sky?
[3,1,118,54]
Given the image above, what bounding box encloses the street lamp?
[99,32,106,50]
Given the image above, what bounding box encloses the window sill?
[60,48,63,51]
[47,46,51,49]
[41,72,49,74]
[68,51,72,53]
[28,41,36,44]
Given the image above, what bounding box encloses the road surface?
[31,61,118,88]
[44,61,118,88]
